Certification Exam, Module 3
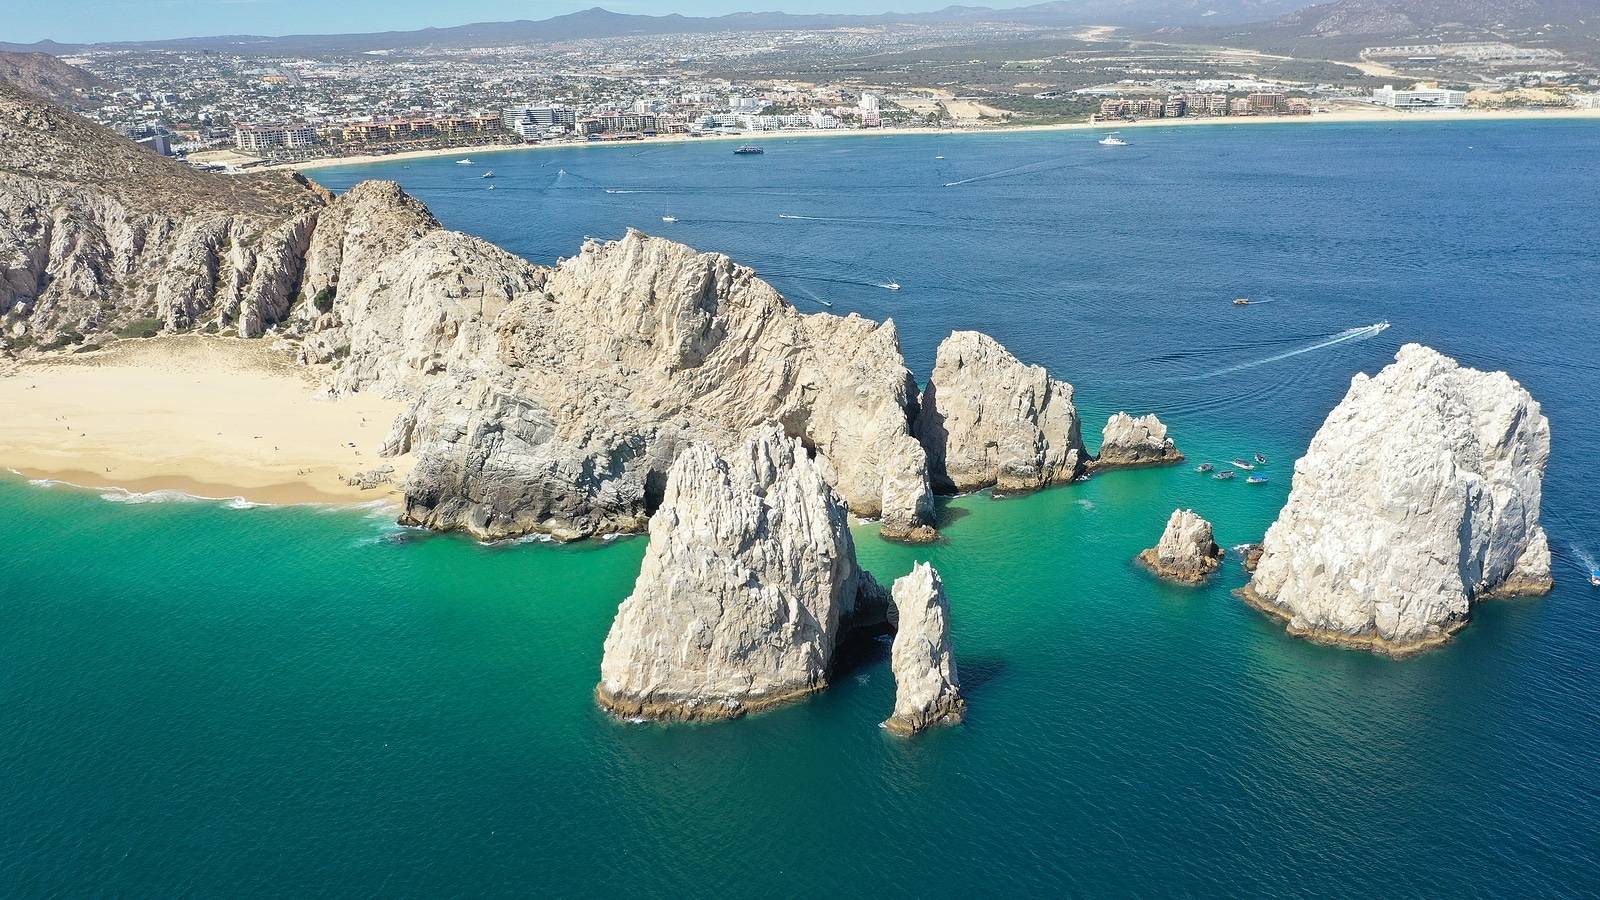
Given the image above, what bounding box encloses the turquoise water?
[6,122,1600,895]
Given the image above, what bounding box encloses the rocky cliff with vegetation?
[1241,344,1552,654]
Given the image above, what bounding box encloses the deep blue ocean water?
[4,121,1600,896]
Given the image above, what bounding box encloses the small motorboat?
[1231,459,1256,470]
[481,170,495,179]
[934,154,945,160]
[882,282,901,291]
[1213,470,1236,481]
[818,299,834,308]
[1196,463,1214,473]
[456,158,474,165]
[1246,475,1269,484]
[1590,568,1600,587]
[661,215,678,223]
[734,145,764,155]
[1254,453,1268,464]
[1098,134,1128,146]
[486,184,496,190]
[1233,298,1251,306]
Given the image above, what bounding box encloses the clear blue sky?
[6,0,959,44]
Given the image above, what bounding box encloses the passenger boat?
[1246,475,1269,484]
[1213,470,1236,481]
[734,145,764,155]
[1098,134,1128,146]
[661,215,678,223]
[1196,463,1214,473]
[1231,459,1256,470]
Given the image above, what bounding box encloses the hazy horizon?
[5,0,1008,45]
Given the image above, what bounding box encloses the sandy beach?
[0,336,411,506]
[279,106,1600,172]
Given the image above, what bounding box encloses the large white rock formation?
[1093,412,1183,469]
[1137,508,1223,584]
[915,330,1085,495]
[883,562,965,736]
[1242,344,1552,653]
[596,426,882,720]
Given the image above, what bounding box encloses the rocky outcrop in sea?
[1092,412,1182,469]
[883,562,965,736]
[1137,509,1224,584]
[915,330,1086,495]
[596,425,882,721]
[1241,344,1552,654]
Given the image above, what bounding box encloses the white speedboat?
[882,282,901,291]
[1098,134,1128,146]
[456,158,474,165]
[480,170,495,179]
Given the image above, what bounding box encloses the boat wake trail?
[1151,322,1391,382]
[762,270,890,291]
[1571,544,1597,574]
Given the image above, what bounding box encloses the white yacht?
[661,215,678,223]
[1098,134,1128,147]
[456,158,475,165]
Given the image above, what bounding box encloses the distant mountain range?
[0,2,1306,54]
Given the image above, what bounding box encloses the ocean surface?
[6,121,1600,896]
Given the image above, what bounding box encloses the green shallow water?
[4,455,1596,896]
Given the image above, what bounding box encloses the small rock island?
[1137,508,1224,584]
[1092,412,1183,470]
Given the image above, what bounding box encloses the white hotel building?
[1372,84,1467,110]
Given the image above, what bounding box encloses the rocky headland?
[595,426,885,721]
[1091,412,1183,470]
[1240,344,1552,654]
[883,562,965,736]
[3,81,1108,545]
[1137,509,1224,585]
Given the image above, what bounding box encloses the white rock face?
[884,562,965,736]
[1137,509,1223,584]
[1094,412,1183,469]
[915,330,1085,494]
[1244,344,1552,653]
[391,230,930,541]
[596,426,880,720]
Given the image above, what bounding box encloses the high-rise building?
[1371,84,1467,109]
[1248,92,1286,114]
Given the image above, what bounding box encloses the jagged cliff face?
[915,330,1086,494]
[385,230,928,541]
[0,79,333,346]
[1243,344,1552,654]
[596,426,879,720]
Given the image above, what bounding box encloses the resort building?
[1372,84,1467,109]
[233,124,317,151]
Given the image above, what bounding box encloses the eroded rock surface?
[1137,509,1223,584]
[915,330,1085,495]
[884,562,965,736]
[1241,344,1552,654]
[596,426,881,721]
[1093,412,1183,469]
